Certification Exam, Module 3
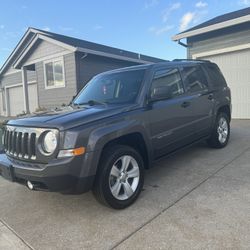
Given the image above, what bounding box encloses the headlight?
[42,131,57,154]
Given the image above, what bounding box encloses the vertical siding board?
[76,54,140,91]
[36,52,77,109]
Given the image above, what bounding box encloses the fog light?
[27,181,34,190]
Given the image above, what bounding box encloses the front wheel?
[207,112,230,148]
[93,145,144,209]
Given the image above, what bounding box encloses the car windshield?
[73,69,145,105]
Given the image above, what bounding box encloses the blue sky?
[0,0,249,67]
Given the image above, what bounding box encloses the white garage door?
[8,83,38,116]
[199,48,250,119]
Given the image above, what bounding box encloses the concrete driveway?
[0,120,250,250]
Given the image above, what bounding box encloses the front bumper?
[0,153,95,193]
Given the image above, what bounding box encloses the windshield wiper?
[74,100,108,107]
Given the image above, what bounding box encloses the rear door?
[148,67,198,158]
[179,65,214,137]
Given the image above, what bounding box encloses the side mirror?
[150,86,172,101]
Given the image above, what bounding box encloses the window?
[44,59,65,88]
[151,68,184,99]
[206,64,227,88]
[181,66,208,93]
[73,69,145,105]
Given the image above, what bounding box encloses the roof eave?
[172,14,250,41]
[75,47,152,64]
[0,27,36,76]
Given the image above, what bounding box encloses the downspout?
[177,39,188,48]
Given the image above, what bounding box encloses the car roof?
[99,59,212,75]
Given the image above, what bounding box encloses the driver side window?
[151,68,184,99]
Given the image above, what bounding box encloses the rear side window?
[151,68,184,98]
[206,64,227,88]
[181,66,208,93]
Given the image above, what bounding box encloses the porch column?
[21,66,30,114]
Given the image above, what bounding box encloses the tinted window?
[74,69,145,105]
[151,68,184,99]
[206,64,227,88]
[181,66,208,93]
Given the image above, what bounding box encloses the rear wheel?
[207,112,230,148]
[93,145,144,209]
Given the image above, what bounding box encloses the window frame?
[43,57,66,89]
[180,65,209,94]
[149,67,185,101]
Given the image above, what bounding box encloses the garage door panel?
[8,83,38,116]
[200,48,250,119]
[9,86,24,116]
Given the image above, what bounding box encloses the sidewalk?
[0,221,32,250]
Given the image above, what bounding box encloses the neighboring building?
[172,7,250,119]
[0,28,163,117]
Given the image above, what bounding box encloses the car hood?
[7,104,137,130]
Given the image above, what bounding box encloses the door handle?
[208,93,214,100]
[181,101,190,108]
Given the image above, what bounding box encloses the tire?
[207,112,230,148]
[92,145,144,209]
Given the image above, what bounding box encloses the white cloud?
[144,0,159,9]
[239,0,250,5]
[162,2,181,22]
[93,25,103,30]
[0,25,5,29]
[42,27,51,32]
[179,12,195,31]
[149,25,174,35]
[195,1,208,8]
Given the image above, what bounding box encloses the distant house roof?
[0,27,164,76]
[172,7,250,41]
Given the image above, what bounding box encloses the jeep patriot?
[0,60,231,209]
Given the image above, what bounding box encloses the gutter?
[172,14,250,41]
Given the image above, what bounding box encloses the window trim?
[149,67,185,101]
[43,57,66,90]
[180,65,209,93]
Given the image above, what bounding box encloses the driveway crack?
[111,145,250,250]
[0,219,35,250]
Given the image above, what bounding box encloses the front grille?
[3,126,37,160]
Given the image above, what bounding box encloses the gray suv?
[0,60,231,209]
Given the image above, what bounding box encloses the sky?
[0,0,249,67]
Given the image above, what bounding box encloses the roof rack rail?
[172,59,210,62]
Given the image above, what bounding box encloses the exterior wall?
[22,39,68,64]
[36,52,77,109]
[0,71,36,87]
[187,22,250,58]
[75,53,140,91]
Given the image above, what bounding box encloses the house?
[0,28,163,117]
[172,7,250,119]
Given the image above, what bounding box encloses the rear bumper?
[0,153,95,193]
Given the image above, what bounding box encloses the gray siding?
[36,52,77,109]
[0,70,37,87]
[76,53,140,91]
[187,23,250,58]
[21,39,68,65]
